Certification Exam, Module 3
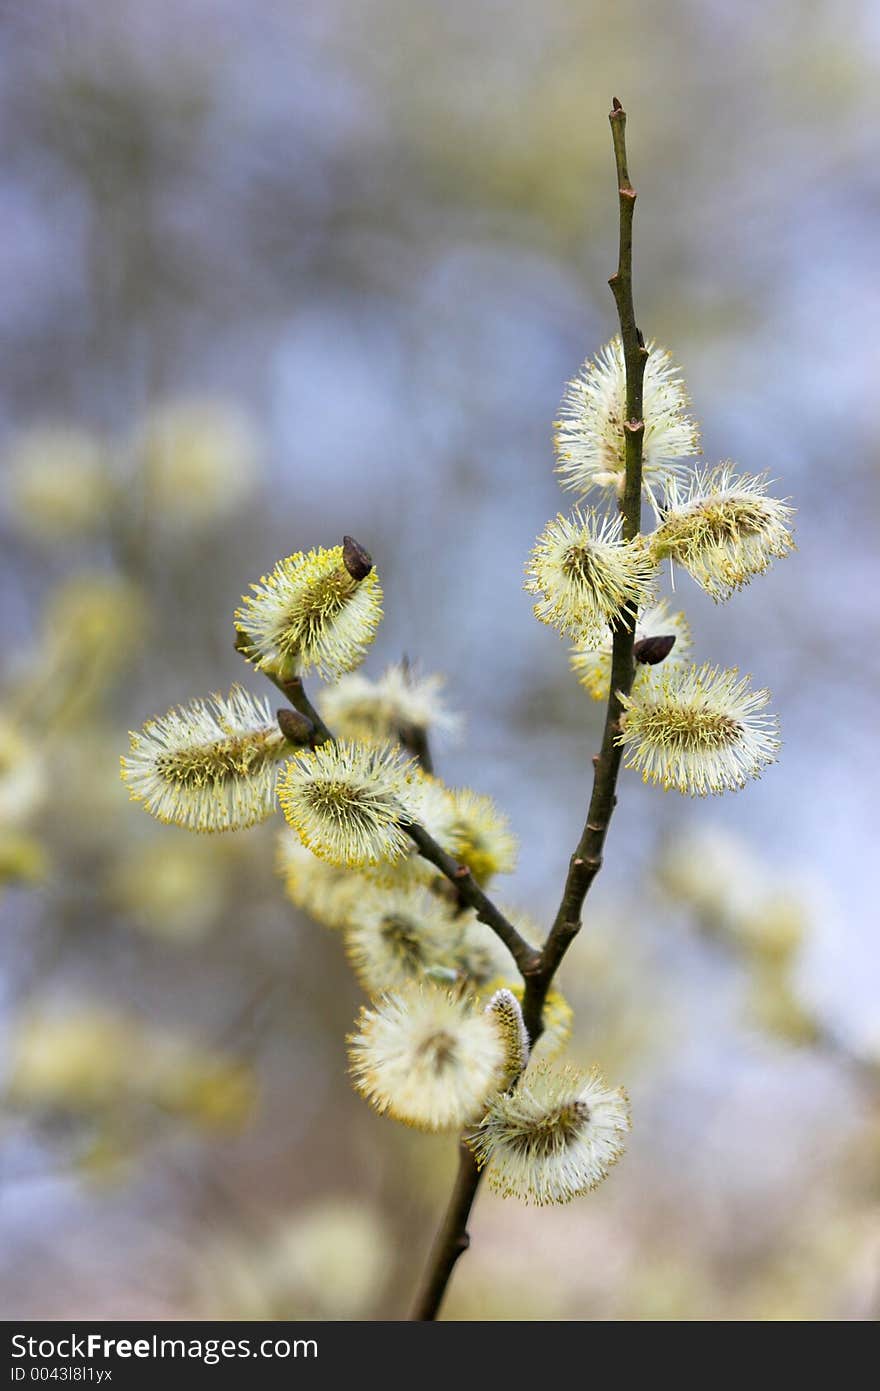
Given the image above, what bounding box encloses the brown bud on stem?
[277,707,315,745]
[633,634,676,665]
[342,535,373,581]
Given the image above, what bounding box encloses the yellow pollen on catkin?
[617,662,780,796]
[120,686,286,832]
[649,465,795,600]
[277,740,416,868]
[348,983,509,1132]
[526,508,657,645]
[486,988,530,1089]
[236,545,383,680]
[468,1062,631,1205]
[554,336,700,510]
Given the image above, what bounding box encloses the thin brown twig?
[521,97,648,1044]
[410,1142,482,1322]
[404,821,540,979]
[410,96,648,1318]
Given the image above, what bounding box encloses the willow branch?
[521,96,649,1043]
[411,101,648,1320]
[410,1142,482,1321]
[397,722,434,774]
[404,820,540,978]
[234,631,334,744]
[237,632,536,976]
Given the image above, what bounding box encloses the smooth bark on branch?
[404,821,541,978]
[412,98,648,1317]
[410,1143,482,1321]
[522,98,649,1044]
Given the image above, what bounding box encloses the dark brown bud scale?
[276,707,314,745]
[633,634,676,665]
[342,535,373,581]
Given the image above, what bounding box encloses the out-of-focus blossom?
[445,786,518,886]
[6,1008,140,1110]
[6,1003,254,1132]
[654,826,768,931]
[135,399,261,529]
[343,882,461,995]
[276,830,365,929]
[33,574,150,723]
[745,962,820,1047]
[735,891,810,966]
[0,715,47,828]
[571,598,692,702]
[4,425,113,541]
[321,663,461,747]
[107,837,227,941]
[145,1037,255,1130]
[200,1201,393,1319]
[0,830,48,887]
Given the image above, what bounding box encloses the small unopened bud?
[277,707,314,745]
[633,633,676,665]
[611,96,623,112]
[486,988,529,1089]
[342,535,373,581]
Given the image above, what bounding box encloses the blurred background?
[1,0,878,1321]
